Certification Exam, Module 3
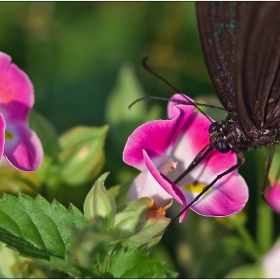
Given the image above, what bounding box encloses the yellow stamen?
[5,131,13,140]
[184,182,210,194]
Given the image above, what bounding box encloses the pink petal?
[188,171,248,216]
[129,171,174,203]
[123,98,195,170]
[4,124,43,171]
[266,183,280,214]
[0,52,34,124]
[143,150,188,222]
[0,114,5,159]
[168,93,194,119]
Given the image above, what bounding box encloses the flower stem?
[256,149,273,253]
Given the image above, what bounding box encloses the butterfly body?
[209,113,280,154]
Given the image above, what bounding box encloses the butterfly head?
[208,122,231,153]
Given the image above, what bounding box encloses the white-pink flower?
[123,94,248,222]
[0,52,43,171]
[263,239,280,278]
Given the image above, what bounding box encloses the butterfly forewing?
[236,2,280,130]
[197,2,280,132]
[196,2,250,114]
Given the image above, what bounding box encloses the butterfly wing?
[196,2,249,114]
[197,2,280,132]
[236,2,280,130]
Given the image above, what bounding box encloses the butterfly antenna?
[141,57,213,123]
[142,56,180,93]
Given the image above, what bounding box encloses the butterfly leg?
[260,145,275,202]
[166,151,246,229]
[174,144,212,184]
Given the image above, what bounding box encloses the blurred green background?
[0,2,279,278]
[0,2,212,132]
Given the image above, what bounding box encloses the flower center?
[184,182,210,194]
[5,130,13,140]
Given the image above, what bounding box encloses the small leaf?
[104,64,162,163]
[0,193,85,260]
[114,198,149,236]
[119,199,169,250]
[58,125,108,186]
[121,219,168,251]
[107,247,177,278]
[83,172,116,226]
[106,64,146,126]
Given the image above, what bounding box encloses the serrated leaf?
[58,125,108,186]
[84,172,116,226]
[0,193,85,260]
[107,247,177,278]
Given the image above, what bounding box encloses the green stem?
[256,149,273,253]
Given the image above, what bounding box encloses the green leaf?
[0,193,85,260]
[106,64,146,125]
[104,64,162,164]
[107,247,177,278]
[122,219,168,251]
[107,182,132,207]
[114,198,149,236]
[35,255,85,278]
[69,217,119,269]
[83,172,116,226]
[58,125,109,186]
[106,63,162,126]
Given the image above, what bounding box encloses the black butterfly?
[168,2,280,220]
[134,2,280,221]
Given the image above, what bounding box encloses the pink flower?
[123,94,248,222]
[266,182,280,214]
[0,52,43,171]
